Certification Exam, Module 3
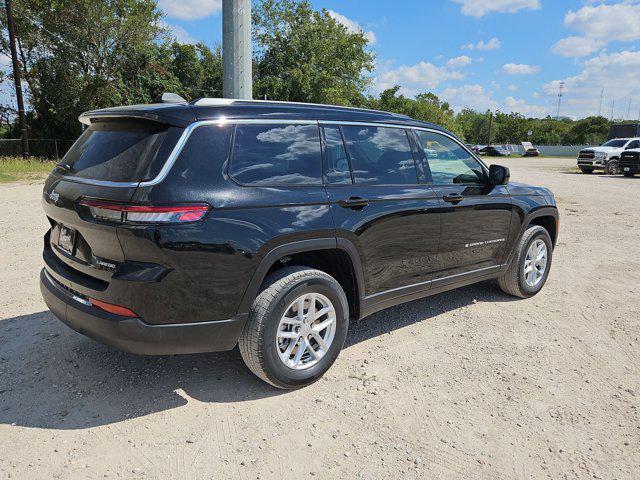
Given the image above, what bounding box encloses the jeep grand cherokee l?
[40,96,559,389]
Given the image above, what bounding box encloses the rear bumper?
[40,268,246,355]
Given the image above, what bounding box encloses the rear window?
[230,124,322,185]
[60,120,180,182]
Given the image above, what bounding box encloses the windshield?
[59,120,180,182]
[601,139,627,148]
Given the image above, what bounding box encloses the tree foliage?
[252,0,374,105]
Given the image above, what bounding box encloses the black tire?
[238,266,349,389]
[498,225,553,298]
[605,159,620,175]
[579,167,593,174]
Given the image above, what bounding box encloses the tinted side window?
[627,140,639,149]
[321,126,351,184]
[341,126,417,185]
[230,124,322,185]
[415,131,485,184]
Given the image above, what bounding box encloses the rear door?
[42,119,183,283]
[322,123,441,297]
[414,130,512,285]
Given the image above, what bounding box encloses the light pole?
[222,0,252,100]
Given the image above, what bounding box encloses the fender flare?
[505,206,559,266]
[236,237,365,315]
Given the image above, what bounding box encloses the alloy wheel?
[275,293,337,370]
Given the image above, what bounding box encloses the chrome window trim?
[56,117,485,188]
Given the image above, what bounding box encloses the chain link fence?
[0,139,75,159]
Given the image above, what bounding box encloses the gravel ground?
[0,157,639,479]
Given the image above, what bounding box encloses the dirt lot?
[0,157,638,480]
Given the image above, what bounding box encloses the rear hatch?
[42,116,185,285]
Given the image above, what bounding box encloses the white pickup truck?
[577,138,640,174]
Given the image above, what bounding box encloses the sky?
[4,0,640,120]
[156,0,640,120]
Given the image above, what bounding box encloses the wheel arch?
[236,238,365,319]
[505,207,559,267]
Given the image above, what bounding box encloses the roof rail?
[161,92,187,104]
[190,97,408,118]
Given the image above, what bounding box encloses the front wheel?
[579,167,594,174]
[239,267,349,389]
[498,225,553,298]
[605,160,620,175]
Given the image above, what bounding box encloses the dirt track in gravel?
[0,157,639,479]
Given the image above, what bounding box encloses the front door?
[321,124,441,297]
[414,130,512,286]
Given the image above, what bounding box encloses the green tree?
[493,112,527,144]
[368,86,461,135]
[455,109,491,144]
[566,116,610,145]
[252,0,374,105]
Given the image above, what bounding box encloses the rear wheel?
[498,225,553,298]
[605,159,620,175]
[579,167,594,174]
[239,267,349,389]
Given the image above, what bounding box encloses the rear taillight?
[78,200,210,224]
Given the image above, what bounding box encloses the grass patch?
[0,156,55,183]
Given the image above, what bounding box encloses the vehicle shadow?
[0,281,513,430]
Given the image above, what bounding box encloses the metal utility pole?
[4,0,29,157]
[556,81,564,120]
[598,88,604,116]
[222,0,252,100]
[626,98,632,120]
[610,101,615,121]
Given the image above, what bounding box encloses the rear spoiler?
[79,104,197,128]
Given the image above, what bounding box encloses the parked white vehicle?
[577,138,640,174]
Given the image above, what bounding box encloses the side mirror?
[489,164,510,185]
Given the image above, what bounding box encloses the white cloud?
[441,84,498,112]
[446,55,472,67]
[507,84,518,91]
[159,21,197,44]
[564,3,640,42]
[551,36,604,58]
[462,37,501,51]
[159,0,221,21]
[452,0,540,18]
[553,3,640,58]
[542,50,640,118]
[503,96,549,117]
[501,63,540,75]
[327,10,377,45]
[373,57,471,96]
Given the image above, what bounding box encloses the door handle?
[338,196,369,209]
[443,193,464,204]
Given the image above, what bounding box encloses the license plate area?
[58,225,77,255]
[624,167,630,172]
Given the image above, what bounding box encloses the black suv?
[40,97,559,388]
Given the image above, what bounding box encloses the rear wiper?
[55,163,73,175]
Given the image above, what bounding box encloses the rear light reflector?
[89,298,139,317]
[79,200,210,224]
